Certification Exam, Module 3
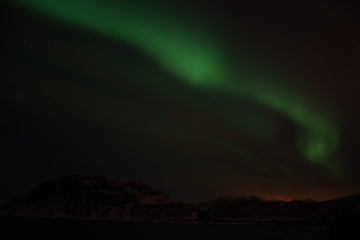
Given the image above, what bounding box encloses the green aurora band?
[12,0,341,174]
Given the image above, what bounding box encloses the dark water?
[0,216,330,240]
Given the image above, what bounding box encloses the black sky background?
[1,0,360,206]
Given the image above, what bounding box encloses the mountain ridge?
[1,174,359,224]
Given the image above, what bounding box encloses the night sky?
[1,0,360,206]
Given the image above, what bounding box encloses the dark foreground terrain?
[1,174,360,239]
[2,175,360,225]
[2,215,358,240]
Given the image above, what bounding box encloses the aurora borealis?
[10,0,340,168]
[1,0,360,204]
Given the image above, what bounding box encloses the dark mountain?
[1,174,359,224]
[0,174,174,221]
[193,196,264,211]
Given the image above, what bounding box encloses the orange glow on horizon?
[259,189,357,202]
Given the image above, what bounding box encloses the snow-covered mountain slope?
[0,174,172,220]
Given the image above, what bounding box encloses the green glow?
[12,0,341,173]
[13,0,225,86]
